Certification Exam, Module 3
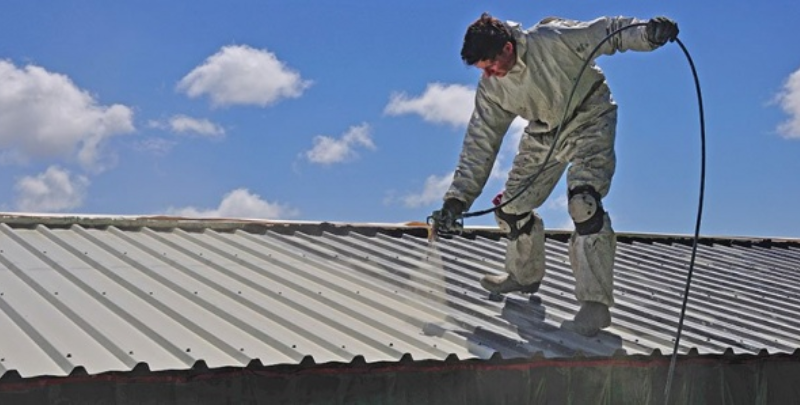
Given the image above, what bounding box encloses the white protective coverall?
[444,16,659,308]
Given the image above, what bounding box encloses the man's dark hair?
[460,12,515,66]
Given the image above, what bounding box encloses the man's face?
[475,42,515,78]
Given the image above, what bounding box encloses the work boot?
[480,273,540,294]
[561,301,611,337]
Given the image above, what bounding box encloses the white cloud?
[488,117,527,182]
[149,115,225,138]
[166,188,299,219]
[397,117,526,210]
[305,123,375,164]
[14,166,89,212]
[776,67,800,139]
[384,83,474,127]
[170,115,224,137]
[506,118,527,151]
[545,194,569,211]
[400,172,454,208]
[132,137,177,156]
[384,82,531,211]
[0,60,135,171]
[177,45,312,108]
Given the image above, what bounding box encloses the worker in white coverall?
[432,13,679,336]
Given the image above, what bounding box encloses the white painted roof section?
[0,214,799,378]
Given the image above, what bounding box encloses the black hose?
[457,23,707,404]
[663,36,705,405]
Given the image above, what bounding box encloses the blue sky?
[1,1,799,239]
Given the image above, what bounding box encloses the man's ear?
[503,41,514,54]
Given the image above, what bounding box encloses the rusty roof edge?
[3,349,799,384]
[0,212,797,246]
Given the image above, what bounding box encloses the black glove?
[646,16,679,47]
[429,198,465,235]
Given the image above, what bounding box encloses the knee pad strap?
[495,209,535,240]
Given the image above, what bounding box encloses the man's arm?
[549,16,676,59]
[444,84,515,209]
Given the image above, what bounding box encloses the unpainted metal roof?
[0,214,799,379]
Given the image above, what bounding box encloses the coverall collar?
[505,21,528,75]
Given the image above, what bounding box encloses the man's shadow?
[489,294,627,358]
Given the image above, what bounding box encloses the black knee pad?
[568,185,605,235]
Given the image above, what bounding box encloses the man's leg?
[568,187,616,308]
[561,90,618,336]
[481,131,567,295]
[563,193,616,336]
[482,209,545,294]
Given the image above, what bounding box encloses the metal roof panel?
[0,216,798,379]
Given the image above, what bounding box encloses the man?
[433,13,678,336]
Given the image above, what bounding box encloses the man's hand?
[429,198,466,236]
[646,16,679,47]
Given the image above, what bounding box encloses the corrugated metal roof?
[0,215,799,379]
